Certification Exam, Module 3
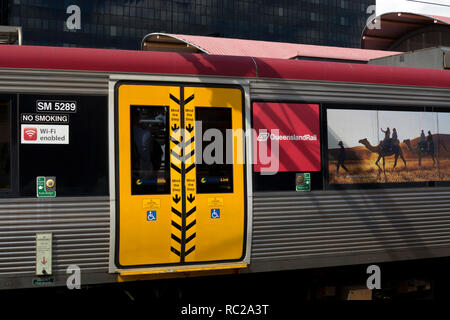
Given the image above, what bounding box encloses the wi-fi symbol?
[23,128,37,141]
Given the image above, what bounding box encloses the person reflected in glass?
[132,112,154,179]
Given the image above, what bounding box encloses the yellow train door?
[115,83,246,270]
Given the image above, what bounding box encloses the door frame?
[108,75,253,274]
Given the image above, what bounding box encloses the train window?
[324,104,450,188]
[130,105,170,195]
[19,94,108,197]
[0,99,10,191]
[195,107,233,193]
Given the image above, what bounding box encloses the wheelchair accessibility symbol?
[147,210,157,221]
[211,208,220,219]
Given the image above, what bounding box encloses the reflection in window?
[0,100,10,191]
[195,107,233,193]
[8,0,372,49]
[130,105,170,195]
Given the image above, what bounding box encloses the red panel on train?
[253,103,321,172]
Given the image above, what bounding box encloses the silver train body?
[1,58,450,290]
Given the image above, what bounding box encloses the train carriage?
[1,45,450,289]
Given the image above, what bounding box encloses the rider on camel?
[381,127,391,152]
[419,130,426,152]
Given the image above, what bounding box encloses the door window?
[130,105,170,195]
[195,107,233,193]
[0,100,10,191]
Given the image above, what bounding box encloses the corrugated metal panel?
[0,197,110,275]
[252,188,450,267]
[369,47,447,70]
[0,69,108,94]
[250,79,450,106]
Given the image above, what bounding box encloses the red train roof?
[0,45,256,78]
[253,57,450,88]
[1,45,450,88]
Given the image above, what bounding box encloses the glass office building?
[3,0,374,49]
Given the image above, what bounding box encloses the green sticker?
[32,277,54,286]
[296,173,311,192]
[36,176,56,198]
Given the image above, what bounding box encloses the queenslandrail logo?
[257,132,317,142]
[136,178,166,185]
[256,132,270,142]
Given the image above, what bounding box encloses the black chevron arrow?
[171,124,179,131]
[171,163,181,173]
[185,163,195,173]
[171,207,182,217]
[186,123,194,133]
[171,220,181,231]
[170,137,181,145]
[173,194,181,204]
[186,206,196,218]
[170,94,180,105]
[184,137,194,146]
[187,194,195,203]
[171,246,181,256]
[185,245,195,257]
[171,149,183,161]
[184,94,194,105]
[171,234,181,244]
[186,232,196,243]
[186,219,196,231]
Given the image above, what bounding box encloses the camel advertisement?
[327,109,450,184]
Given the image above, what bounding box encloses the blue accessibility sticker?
[147,210,157,221]
[211,208,220,219]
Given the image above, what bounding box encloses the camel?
[358,138,407,172]
[403,139,439,168]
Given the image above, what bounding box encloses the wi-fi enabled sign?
[23,127,38,141]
